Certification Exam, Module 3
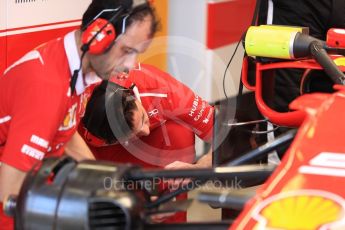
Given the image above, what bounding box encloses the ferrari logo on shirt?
[80,93,89,116]
[59,103,77,131]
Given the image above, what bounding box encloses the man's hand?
[164,161,195,191]
[165,149,213,170]
[164,150,213,191]
[148,196,175,223]
[165,161,197,170]
[150,212,175,223]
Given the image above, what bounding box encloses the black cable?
[70,51,86,95]
[310,41,345,85]
[222,39,242,99]
[222,0,263,98]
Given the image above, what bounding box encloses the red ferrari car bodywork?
[231,58,345,229]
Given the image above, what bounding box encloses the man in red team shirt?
[79,64,214,222]
[80,63,214,222]
[0,0,158,228]
[81,63,213,169]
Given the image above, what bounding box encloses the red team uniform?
[0,33,213,225]
[82,64,214,167]
[80,64,214,222]
[0,31,99,229]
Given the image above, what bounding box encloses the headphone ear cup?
[81,18,116,55]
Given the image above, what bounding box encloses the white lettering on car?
[299,152,345,177]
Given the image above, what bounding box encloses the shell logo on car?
[252,190,345,230]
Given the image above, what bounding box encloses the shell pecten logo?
[253,190,345,230]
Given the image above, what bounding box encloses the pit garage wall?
[167,0,256,157]
[0,0,7,73]
[0,0,91,74]
[1,0,254,96]
[0,0,168,74]
[168,0,256,102]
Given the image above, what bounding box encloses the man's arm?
[64,132,95,161]
[163,148,212,191]
[0,163,26,203]
[195,148,212,168]
[165,148,212,170]
[0,131,95,209]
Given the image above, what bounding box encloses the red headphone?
[71,1,150,94]
[81,0,150,55]
[82,126,117,147]
[81,18,117,55]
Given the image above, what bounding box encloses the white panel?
[208,43,245,102]
[0,0,7,30]
[168,0,209,159]
[166,36,210,99]
[168,0,207,44]
[6,0,91,29]
[167,0,246,158]
[167,0,244,102]
[0,21,81,37]
[167,0,208,98]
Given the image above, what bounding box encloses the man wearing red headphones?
[0,0,158,228]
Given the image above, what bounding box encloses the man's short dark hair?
[81,0,159,38]
[82,81,138,144]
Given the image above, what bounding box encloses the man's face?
[89,15,153,80]
[129,99,150,140]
